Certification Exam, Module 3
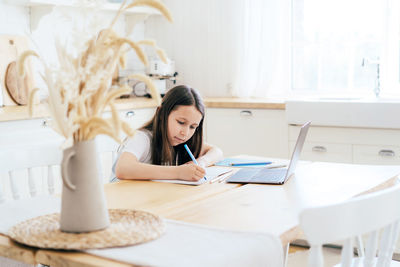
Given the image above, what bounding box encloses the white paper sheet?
[153,166,233,185]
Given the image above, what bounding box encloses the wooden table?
[3,161,400,267]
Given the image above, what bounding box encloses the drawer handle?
[312,146,327,153]
[125,111,135,118]
[378,149,395,157]
[240,110,253,117]
[42,119,51,127]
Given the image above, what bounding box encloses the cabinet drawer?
[103,108,155,130]
[121,108,155,130]
[290,141,352,163]
[206,108,288,158]
[353,145,400,165]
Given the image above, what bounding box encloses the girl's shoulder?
[134,129,152,143]
[129,129,152,143]
[118,129,152,153]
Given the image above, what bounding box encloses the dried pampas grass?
[19,0,172,145]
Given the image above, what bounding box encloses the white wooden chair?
[299,184,400,267]
[0,144,63,267]
[95,136,120,183]
[0,136,119,204]
[0,144,63,203]
[0,139,118,266]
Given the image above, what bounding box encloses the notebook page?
[153,166,233,185]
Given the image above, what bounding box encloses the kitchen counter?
[204,97,285,109]
[0,97,286,122]
[0,98,158,122]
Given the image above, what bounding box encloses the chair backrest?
[95,136,121,183]
[299,184,400,267]
[0,144,62,203]
[0,136,122,203]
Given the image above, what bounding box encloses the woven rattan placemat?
[8,209,165,250]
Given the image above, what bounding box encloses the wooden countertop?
[204,97,285,109]
[0,98,158,122]
[0,97,286,122]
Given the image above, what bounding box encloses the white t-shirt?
[121,130,153,164]
[110,129,152,182]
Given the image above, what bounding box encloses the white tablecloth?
[88,220,283,267]
[0,195,60,235]
[1,196,284,267]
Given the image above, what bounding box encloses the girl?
[113,85,223,182]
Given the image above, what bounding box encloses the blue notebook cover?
[215,158,272,167]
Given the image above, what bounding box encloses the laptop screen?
[285,121,311,180]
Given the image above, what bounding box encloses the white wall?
[1,0,240,98]
[0,2,30,35]
[145,0,240,97]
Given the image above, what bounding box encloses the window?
[292,0,400,98]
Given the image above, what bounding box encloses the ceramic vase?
[60,140,110,233]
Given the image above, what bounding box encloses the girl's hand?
[177,164,206,181]
[185,160,206,168]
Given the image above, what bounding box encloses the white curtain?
[231,0,291,98]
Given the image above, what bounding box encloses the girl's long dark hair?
[141,85,205,165]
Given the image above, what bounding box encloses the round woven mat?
[8,209,165,250]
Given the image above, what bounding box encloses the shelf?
[5,0,161,32]
[5,0,160,15]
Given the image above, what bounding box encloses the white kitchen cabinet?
[289,125,400,165]
[0,107,155,149]
[205,108,288,158]
[353,145,400,165]
[290,141,353,163]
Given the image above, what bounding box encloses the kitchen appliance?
[147,59,175,76]
[152,79,167,95]
[132,81,148,97]
[132,79,167,97]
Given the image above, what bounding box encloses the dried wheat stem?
[109,0,129,29]
[122,121,136,137]
[125,0,173,23]
[137,39,156,46]
[156,48,168,63]
[119,52,126,69]
[110,38,148,66]
[17,50,39,77]
[109,101,121,138]
[79,116,112,140]
[103,86,132,110]
[28,88,40,117]
[87,126,120,142]
[91,80,110,116]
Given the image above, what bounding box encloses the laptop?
[226,121,311,184]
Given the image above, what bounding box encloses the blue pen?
[184,144,206,180]
[230,162,272,167]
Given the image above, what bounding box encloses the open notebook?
[153,166,233,185]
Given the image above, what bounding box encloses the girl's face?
[167,105,202,146]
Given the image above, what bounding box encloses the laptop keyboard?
[251,168,286,182]
[228,168,287,184]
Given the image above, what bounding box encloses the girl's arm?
[115,152,205,181]
[197,143,223,167]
